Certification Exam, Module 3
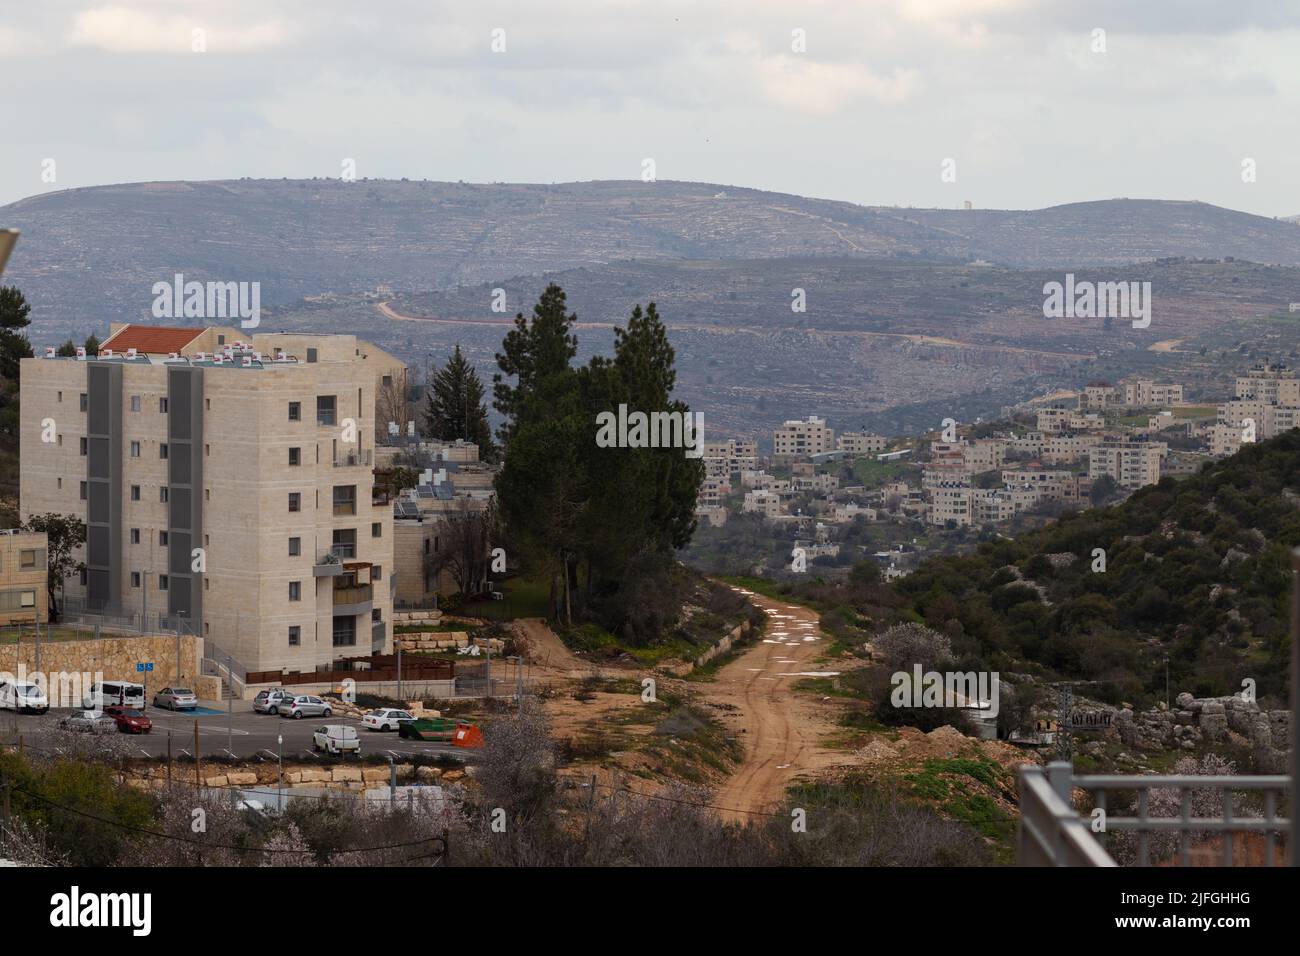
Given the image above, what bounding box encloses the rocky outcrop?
[1114,692,1290,771]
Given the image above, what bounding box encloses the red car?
[103,705,153,734]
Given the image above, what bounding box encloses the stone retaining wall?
[1113,692,1292,772]
[0,633,202,698]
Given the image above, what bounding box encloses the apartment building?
[1235,365,1300,406]
[0,530,48,625]
[742,489,781,518]
[20,327,396,674]
[773,416,835,459]
[1042,433,1103,465]
[1123,378,1185,407]
[1037,408,1105,434]
[1079,382,1123,411]
[929,481,974,527]
[837,432,888,455]
[1088,439,1167,490]
[1001,470,1086,507]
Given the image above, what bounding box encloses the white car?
[362,708,415,732]
[312,725,361,754]
[0,679,48,714]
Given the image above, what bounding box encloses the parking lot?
[0,699,470,762]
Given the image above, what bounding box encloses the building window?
[373,565,382,580]
[80,481,88,501]
[130,440,141,457]
[130,528,140,544]
[332,615,357,647]
[131,572,141,587]
[289,447,301,467]
[316,395,336,426]
[289,581,301,601]
[289,536,301,556]
[159,531,168,546]
[159,397,168,413]
[372,608,381,622]
[288,493,301,513]
[289,401,301,422]
[79,436,87,456]
[331,528,356,559]
[79,393,88,411]
[332,485,356,515]
[79,568,87,585]
[159,575,169,591]
[130,485,141,501]
[130,395,141,412]
[307,348,318,364]
[371,521,382,538]
[160,487,169,503]
[19,550,37,569]
[20,591,36,608]
[289,626,301,646]
[160,444,168,459]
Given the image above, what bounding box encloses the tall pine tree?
[422,345,497,461]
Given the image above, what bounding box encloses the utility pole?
[396,639,402,700]
[167,729,173,786]
[227,653,233,755]
[193,719,201,789]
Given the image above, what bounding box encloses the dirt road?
[706,589,842,822]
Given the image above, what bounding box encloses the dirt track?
[705,590,841,822]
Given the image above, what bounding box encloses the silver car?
[153,687,198,710]
[253,688,296,715]
[59,711,117,734]
[281,695,332,719]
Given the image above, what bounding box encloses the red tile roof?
[101,325,205,355]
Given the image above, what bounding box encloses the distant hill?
[869,199,1300,269]
[7,179,1300,341]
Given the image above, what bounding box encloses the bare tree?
[428,500,490,598]
[377,376,412,442]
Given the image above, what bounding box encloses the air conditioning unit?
[242,356,252,367]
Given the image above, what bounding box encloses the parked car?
[253,688,296,715]
[58,711,117,734]
[362,708,415,732]
[152,687,198,710]
[103,705,153,734]
[83,680,146,710]
[312,725,361,754]
[281,695,332,719]
[0,678,48,714]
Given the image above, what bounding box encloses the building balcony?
[333,582,373,617]
[333,449,373,468]
[313,555,345,577]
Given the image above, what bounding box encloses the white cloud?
[68,5,284,53]
[755,55,919,113]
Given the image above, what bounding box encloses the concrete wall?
[0,633,202,691]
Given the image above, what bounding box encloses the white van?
[83,680,146,710]
[0,678,48,714]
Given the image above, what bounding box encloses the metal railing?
[1018,546,1300,866]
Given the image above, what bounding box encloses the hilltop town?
[690,364,1299,580]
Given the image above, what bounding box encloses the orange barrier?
[452,723,484,749]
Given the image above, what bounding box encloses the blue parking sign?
[137,662,154,673]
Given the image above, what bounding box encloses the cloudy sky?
[2,0,1298,214]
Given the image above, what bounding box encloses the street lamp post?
[277,733,284,809]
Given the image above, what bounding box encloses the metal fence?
[1018,546,1300,866]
